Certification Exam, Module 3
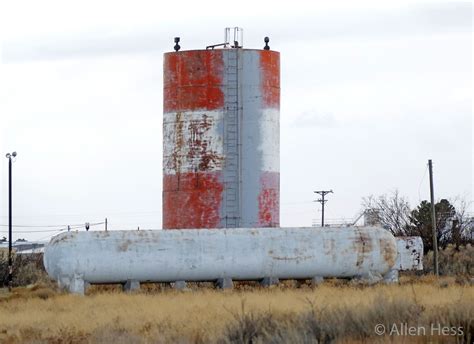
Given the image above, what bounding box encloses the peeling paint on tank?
[169,111,185,174]
[395,237,423,270]
[380,238,397,268]
[323,238,337,262]
[118,240,132,252]
[50,233,74,245]
[259,51,280,109]
[163,110,224,174]
[258,172,279,227]
[270,255,313,261]
[164,50,224,112]
[354,229,373,267]
[240,51,280,227]
[44,227,402,290]
[163,49,280,229]
[163,172,224,229]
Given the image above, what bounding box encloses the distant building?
[0,241,45,254]
[364,209,381,227]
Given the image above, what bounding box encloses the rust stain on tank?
[95,232,110,238]
[163,172,224,228]
[168,111,185,173]
[323,238,337,263]
[323,238,335,255]
[118,240,132,252]
[167,112,223,174]
[163,50,224,112]
[187,114,224,171]
[51,233,74,245]
[379,238,396,267]
[270,255,313,261]
[354,230,373,267]
[257,173,279,227]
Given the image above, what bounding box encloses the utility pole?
[314,190,333,227]
[428,159,439,277]
[5,152,17,291]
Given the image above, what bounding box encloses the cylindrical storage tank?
[163,48,280,229]
[44,227,397,286]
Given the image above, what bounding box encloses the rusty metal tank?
[44,226,399,294]
[163,46,280,229]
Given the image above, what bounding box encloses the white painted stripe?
[163,110,224,174]
[258,108,280,172]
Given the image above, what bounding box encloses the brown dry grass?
[0,277,472,343]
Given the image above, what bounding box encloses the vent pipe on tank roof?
[264,37,270,50]
[225,27,243,48]
[174,37,180,52]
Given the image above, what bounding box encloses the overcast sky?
[0,0,472,241]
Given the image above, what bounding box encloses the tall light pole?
[314,190,333,227]
[5,151,17,291]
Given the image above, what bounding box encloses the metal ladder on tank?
[223,48,242,228]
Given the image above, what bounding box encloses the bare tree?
[447,195,474,246]
[361,190,411,236]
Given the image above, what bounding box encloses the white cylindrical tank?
[44,227,397,293]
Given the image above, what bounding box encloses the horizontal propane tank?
[44,227,399,293]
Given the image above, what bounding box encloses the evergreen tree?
[408,199,456,253]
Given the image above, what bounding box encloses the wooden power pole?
[428,159,439,277]
[314,190,333,227]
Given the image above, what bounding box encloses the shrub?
[0,251,49,287]
[424,244,474,276]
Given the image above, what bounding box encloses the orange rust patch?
[163,171,224,229]
[259,50,280,109]
[164,50,224,112]
[257,172,280,227]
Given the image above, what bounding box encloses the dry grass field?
[0,276,472,343]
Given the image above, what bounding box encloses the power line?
[0,224,71,228]
[0,222,104,234]
[0,221,105,228]
[417,164,429,202]
[281,201,314,206]
[36,230,67,242]
[0,210,161,218]
[0,228,67,233]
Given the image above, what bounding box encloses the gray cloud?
[272,2,472,42]
[2,2,471,63]
[2,32,168,63]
